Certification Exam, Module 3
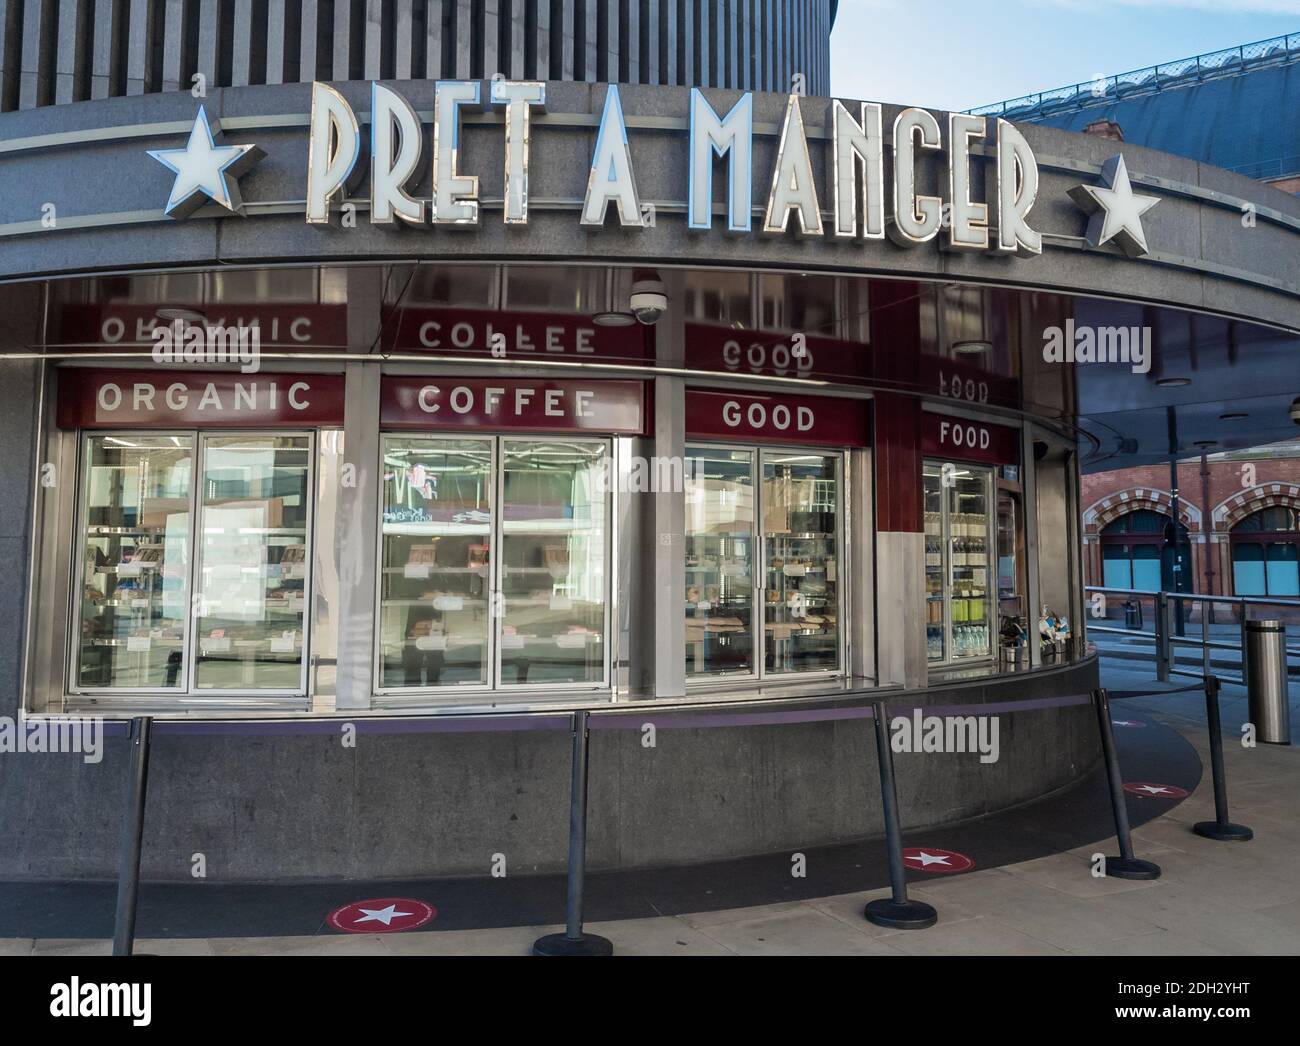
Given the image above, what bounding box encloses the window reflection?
[378,438,494,689]
[193,435,312,691]
[762,453,839,674]
[499,441,608,686]
[685,448,756,677]
[78,435,193,689]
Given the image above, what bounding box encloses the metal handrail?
[1084,585,1300,684]
[969,32,1300,118]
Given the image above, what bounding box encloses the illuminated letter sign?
[291,84,1046,258]
[688,89,754,233]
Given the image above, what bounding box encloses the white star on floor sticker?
[148,107,264,218]
[1067,154,1160,257]
[909,851,953,867]
[352,904,413,926]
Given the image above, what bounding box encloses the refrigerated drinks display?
[923,462,995,664]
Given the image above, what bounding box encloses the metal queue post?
[106,677,1258,953]
[1092,689,1162,880]
[1192,675,1254,841]
[533,710,613,956]
[864,700,939,930]
[112,716,153,957]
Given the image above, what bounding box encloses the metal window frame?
[684,439,849,685]
[372,431,615,699]
[69,430,199,696]
[924,458,997,668]
[67,427,317,702]
[372,432,498,696]
[186,429,316,699]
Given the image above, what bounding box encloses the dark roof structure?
[971,33,1300,182]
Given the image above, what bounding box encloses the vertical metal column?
[1093,690,1161,880]
[112,716,153,956]
[1156,592,1170,682]
[1192,676,1254,841]
[533,711,613,955]
[864,702,937,929]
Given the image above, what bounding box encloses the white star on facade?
[909,851,952,867]
[148,107,264,218]
[1067,154,1160,257]
[352,904,413,926]
[1134,785,1172,795]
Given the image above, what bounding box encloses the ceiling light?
[1218,412,1248,421]
[952,340,993,356]
[156,307,207,323]
[1155,377,1191,388]
[592,311,636,328]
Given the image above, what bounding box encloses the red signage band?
[685,323,871,383]
[381,378,648,435]
[56,370,346,429]
[921,412,1020,465]
[51,304,349,349]
[393,308,652,362]
[685,388,871,448]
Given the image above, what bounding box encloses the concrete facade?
[0,0,836,112]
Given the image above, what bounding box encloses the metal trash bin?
[1245,620,1292,745]
[1124,600,1143,630]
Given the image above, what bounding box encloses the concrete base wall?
[0,661,1099,882]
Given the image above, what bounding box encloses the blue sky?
[829,0,1300,111]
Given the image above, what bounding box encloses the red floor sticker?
[1123,782,1190,799]
[902,847,975,873]
[1111,718,1147,728]
[328,898,437,934]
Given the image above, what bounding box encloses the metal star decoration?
[1067,154,1161,257]
[148,107,265,218]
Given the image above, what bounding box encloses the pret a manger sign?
[306,82,1042,255]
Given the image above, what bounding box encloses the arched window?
[1097,509,1190,592]
[1231,507,1300,597]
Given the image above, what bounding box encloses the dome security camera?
[630,278,668,326]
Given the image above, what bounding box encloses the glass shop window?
[377,435,610,694]
[685,446,843,682]
[1231,507,1300,597]
[76,433,313,694]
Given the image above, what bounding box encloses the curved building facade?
[0,12,1297,882]
[0,0,835,111]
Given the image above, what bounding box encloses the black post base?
[1104,856,1162,880]
[864,898,938,930]
[532,932,614,957]
[1193,821,1254,842]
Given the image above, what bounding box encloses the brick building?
[1082,444,1300,601]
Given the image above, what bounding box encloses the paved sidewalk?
[7,662,1298,956]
